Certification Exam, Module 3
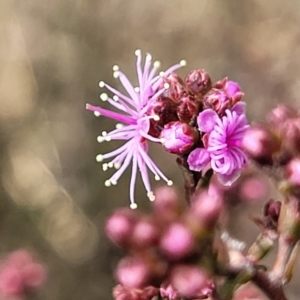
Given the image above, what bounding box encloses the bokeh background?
[1,0,300,299]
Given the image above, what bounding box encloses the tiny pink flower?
[86,50,186,208]
[188,103,249,186]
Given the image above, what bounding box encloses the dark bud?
[185,69,212,96]
[177,95,201,123]
[160,73,186,102]
[263,199,282,230]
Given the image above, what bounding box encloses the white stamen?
[111,179,117,185]
[104,180,111,187]
[114,162,121,169]
[113,95,119,101]
[153,115,160,121]
[112,65,119,71]
[180,59,187,66]
[164,83,170,89]
[100,93,108,101]
[159,71,165,77]
[130,203,138,209]
[105,136,112,142]
[94,111,101,117]
[153,61,161,68]
[147,191,155,201]
[135,49,141,56]
[102,131,107,136]
[102,163,108,171]
[116,123,124,129]
[99,81,105,88]
[97,136,105,143]
[155,175,160,181]
[96,154,103,162]
[160,138,166,144]
[146,54,152,61]
[134,87,140,93]
[108,162,114,168]
[113,71,119,78]
[167,180,173,186]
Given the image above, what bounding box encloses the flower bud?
[153,186,181,221]
[185,69,212,96]
[170,265,213,298]
[147,97,179,138]
[285,158,300,187]
[267,105,297,125]
[263,199,282,229]
[203,88,231,114]
[160,223,195,260]
[160,122,198,154]
[160,73,185,101]
[280,118,300,154]
[23,263,47,288]
[116,257,150,289]
[190,189,223,230]
[0,267,24,296]
[105,209,137,246]
[242,126,281,164]
[176,95,201,123]
[131,219,158,248]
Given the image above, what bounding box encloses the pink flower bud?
[280,118,300,153]
[23,262,47,288]
[131,219,158,248]
[170,265,213,298]
[160,122,198,154]
[160,223,195,260]
[285,158,300,187]
[267,105,297,125]
[0,267,24,296]
[105,209,137,246]
[185,69,212,96]
[116,257,150,289]
[152,186,181,221]
[242,126,281,164]
[190,189,223,229]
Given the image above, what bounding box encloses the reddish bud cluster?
[106,186,223,299]
[242,105,300,191]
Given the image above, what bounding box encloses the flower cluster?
[0,250,46,298]
[86,51,249,207]
[105,186,223,300]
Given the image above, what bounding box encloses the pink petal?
[187,148,210,172]
[217,169,241,186]
[197,109,218,133]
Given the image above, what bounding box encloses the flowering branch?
[86,50,300,299]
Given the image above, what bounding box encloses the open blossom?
[188,102,249,186]
[86,50,186,208]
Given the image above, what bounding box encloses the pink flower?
[188,103,249,186]
[86,50,186,208]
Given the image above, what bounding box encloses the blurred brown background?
[1,1,300,299]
